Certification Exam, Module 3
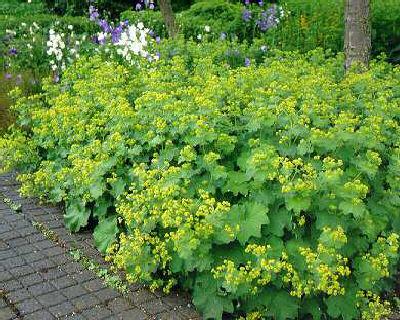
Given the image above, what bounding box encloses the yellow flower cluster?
[298,242,351,296]
[357,291,391,320]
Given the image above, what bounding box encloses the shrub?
[1,47,399,319]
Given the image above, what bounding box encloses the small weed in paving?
[2,196,21,213]
[70,249,128,294]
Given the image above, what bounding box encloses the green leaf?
[267,208,292,237]
[339,200,367,219]
[222,171,249,196]
[64,199,90,232]
[301,297,322,320]
[93,197,110,220]
[228,202,269,245]
[89,179,104,199]
[265,291,299,320]
[110,178,126,198]
[285,195,311,213]
[325,286,358,320]
[94,216,118,253]
[192,273,233,320]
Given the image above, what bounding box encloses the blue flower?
[242,9,252,22]
[244,57,251,67]
[8,48,17,56]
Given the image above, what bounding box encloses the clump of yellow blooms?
[357,291,391,320]
[299,242,351,296]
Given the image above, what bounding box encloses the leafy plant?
[1,48,399,319]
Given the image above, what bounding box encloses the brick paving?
[0,172,200,319]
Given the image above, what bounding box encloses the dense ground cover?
[2,47,400,319]
[1,0,400,319]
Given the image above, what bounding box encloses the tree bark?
[344,0,371,70]
[158,0,178,39]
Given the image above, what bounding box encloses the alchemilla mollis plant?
[1,46,399,319]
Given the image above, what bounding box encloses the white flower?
[67,25,73,30]
[21,23,27,27]
[197,34,202,40]
[204,25,211,33]
[27,0,31,3]
[137,22,144,30]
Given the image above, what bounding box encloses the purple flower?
[149,3,155,9]
[242,9,252,22]
[53,73,60,83]
[4,73,12,80]
[244,0,250,5]
[99,19,111,33]
[135,3,142,11]
[111,26,122,43]
[89,5,99,21]
[8,48,17,56]
[155,36,161,44]
[258,0,264,6]
[244,57,251,67]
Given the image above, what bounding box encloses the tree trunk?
[344,0,371,70]
[158,0,178,39]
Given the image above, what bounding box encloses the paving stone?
[19,273,44,287]
[107,297,132,313]
[37,292,66,308]
[24,309,55,320]
[0,271,13,282]
[70,294,101,311]
[130,288,157,306]
[62,284,88,299]
[0,307,15,320]
[31,258,57,271]
[49,301,75,317]
[94,287,120,302]
[80,305,112,320]
[3,279,23,292]
[9,265,35,278]
[8,287,31,303]
[17,298,42,315]
[21,251,46,264]
[82,278,107,293]
[27,281,57,296]
[50,253,70,265]
[2,256,25,268]
[117,308,148,320]
[73,270,96,283]
[41,267,66,280]
[33,240,55,251]
[41,246,65,258]
[141,298,170,316]
[156,311,189,320]
[51,275,77,290]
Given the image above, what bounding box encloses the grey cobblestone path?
[0,172,200,320]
